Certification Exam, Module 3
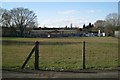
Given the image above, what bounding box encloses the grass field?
[2,37,118,71]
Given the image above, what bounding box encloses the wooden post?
[82,41,86,69]
[21,41,40,70]
[21,47,35,69]
[34,41,39,70]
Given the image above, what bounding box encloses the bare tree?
[10,7,37,37]
[105,13,118,26]
[0,8,14,36]
[104,13,119,36]
[94,20,105,32]
[0,8,4,26]
[0,8,11,27]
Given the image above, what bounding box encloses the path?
[2,69,119,78]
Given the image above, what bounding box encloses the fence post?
[34,41,39,70]
[82,41,86,69]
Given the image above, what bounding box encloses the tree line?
[0,7,120,37]
[79,13,119,36]
[93,13,120,36]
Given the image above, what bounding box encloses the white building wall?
[114,31,120,38]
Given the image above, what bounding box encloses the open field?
[2,37,118,71]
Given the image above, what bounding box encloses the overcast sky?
[1,2,118,28]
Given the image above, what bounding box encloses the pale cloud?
[87,9,102,13]
[38,15,95,28]
[59,9,102,15]
[89,10,95,13]
[59,10,80,15]
[38,9,99,28]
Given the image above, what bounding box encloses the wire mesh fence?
[2,37,118,71]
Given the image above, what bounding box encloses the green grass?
[2,37,118,70]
